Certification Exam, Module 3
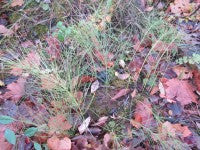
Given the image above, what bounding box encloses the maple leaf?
[11,0,24,7]
[47,135,71,150]
[48,114,72,135]
[2,77,26,102]
[111,88,130,101]
[0,25,13,36]
[130,99,154,128]
[159,78,198,106]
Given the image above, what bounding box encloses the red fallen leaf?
[23,51,40,67]
[2,77,26,102]
[48,114,72,135]
[111,88,130,101]
[131,89,137,98]
[46,36,61,60]
[193,70,200,92]
[80,75,96,84]
[132,35,152,52]
[153,41,177,52]
[150,86,159,95]
[159,78,198,106]
[159,121,192,139]
[93,50,114,68]
[131,99,154,128]
[47,135,71,150]
[172,66,193,80]
[128,57,144,72]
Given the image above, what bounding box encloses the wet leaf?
[24,127,38,137]
[0,116,15,125]
[4,129,16,145]
[34,142,42,150]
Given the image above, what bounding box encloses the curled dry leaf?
[78,117,91,134]
[111,88,130,101]
[172,66,193,80]
[91,80,100,93]
[0,25,14,36]
[92,116,108,126]
[48,114,72,135]
[47,135,71,150]
[115,72,130,80]
[159,78,198,106]
[11,0,24,7]
[130,99,154,128]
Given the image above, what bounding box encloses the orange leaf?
[48,114,72,135]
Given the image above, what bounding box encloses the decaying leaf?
[92,116,108,126]
[159,121,192,139]
[0,25,14,36]
[47,135,71,150]
[115,72,130,80]
[172,66,193,80]
[111,88,130,101]
[41,74,59,90]
[170,0,193,16]
[48,114,72,135]
[11,0,24,7]
[159,78,198,106]
[78,117,91,134]
[2,77,26,102]
[91,80,100,93]
[131,99,154,128]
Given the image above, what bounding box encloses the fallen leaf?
[0,25,13,36]
[47,135,71,150]
[159,121,192,139]
[2,77,26,102]
[92,116,108,126]
[172,66,193,79]
[115,72,130,80]
[119,59,125,68]
[131,99,154,128]
[159,78,198,106]
[23,51,41,67]
[48,114,72,135]
[131,89,137,98]
[91,80,100,93]
[80,75,96,84]
[45,36,61,60]
[111,88,130,101]
[193,70,200,92]
[170,0,193,16]
[150,86,159,95]
[78,117,91,134]
[11,0,24,7]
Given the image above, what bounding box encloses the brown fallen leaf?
[78,117,91,134]
[92,116,108,126]
[159,121,192,140]
[11,0,24,7]
[131,99,154,128]
[0,25,14,36]
[46,36,61,60]
[172,66,193,80]
[48,114,72,135]
[159,78,198,106]
[153,41,177,52]
[47,135,71,150]
[111,88,130,101]
[2,77,26,102]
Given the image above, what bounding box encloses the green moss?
[33,24,48,37]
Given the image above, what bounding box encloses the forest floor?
[0,0,200,150]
